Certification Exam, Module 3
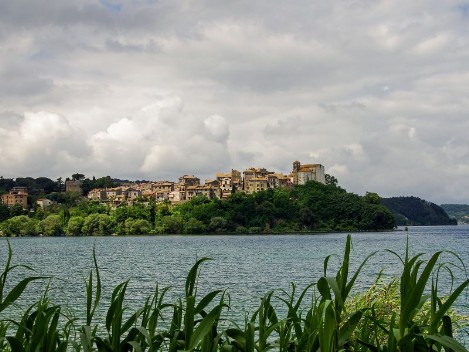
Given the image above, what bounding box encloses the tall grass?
[0,235,468,351]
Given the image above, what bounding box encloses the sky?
[1,0,469,204]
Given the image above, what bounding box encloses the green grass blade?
[195,290,222,315]
[0,276,48,313]
[185,257,211,297]
[425,335,469,352]
[189,304,224,350]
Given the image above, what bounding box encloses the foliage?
[0,181,395,236]
[40,215,63,236]
[0,216,39,237]
[82,213,114,236]
[441,204,469,224]
[382,196,457,226]
[1,236,468,351]
[0,236,469,352]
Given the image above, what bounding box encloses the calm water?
[1,225,469,322]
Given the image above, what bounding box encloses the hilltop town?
[68,161,325,207]
[0,161,325,210]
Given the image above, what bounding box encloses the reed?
[0,235,468,351]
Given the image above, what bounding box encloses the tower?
[293,160,301,173]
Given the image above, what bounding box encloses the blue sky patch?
[458,3,469,16]
[99,0,122,13]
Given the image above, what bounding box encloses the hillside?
[1,181,395,236]
[440,204,469,224]
[381,196,457,226]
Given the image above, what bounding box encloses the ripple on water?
[1,227,469,323]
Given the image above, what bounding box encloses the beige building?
[185,185,215,201]
[242,168,274,191]
[88,189,107,201]
[178,175,200,191]
[36,198,55,210]
[291,161,326,185]
[1,187,28,209]
[245,177,269,194]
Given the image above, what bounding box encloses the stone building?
[291,161,326,185]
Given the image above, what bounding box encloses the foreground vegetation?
[0,181,395,236]
[1,235,468,351]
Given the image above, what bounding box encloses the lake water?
[1,225,469,326]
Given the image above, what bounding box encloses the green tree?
[162,215,183,234]
[1,216,38,236]
[82,213,114,235]
[41,215,63,236]
[66,216,84,236]
[0,203,9,222]
[364,191,381,205]
[209,216,227,233]
[124,218,152,235]
[9,204,26,217]
[325,173,338,186]
[299,207,316,228]
[184,218,206,234]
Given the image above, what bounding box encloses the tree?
[41,215,63,236]
[162,215,183,234]
[124,218,152,235]
[364,192,381,205]
[82,213,114,235]
[184,218,206,234]
[299,207,316,228]
[0,203,10,222]
[1,216,38,236]
[9,204,26,217]
[66,216,84,236]
[325,174,338,187]
[71,173,85,181]
[209,216,227,233]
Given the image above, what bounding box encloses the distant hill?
[381,196,457,226]
[440,204,469,224]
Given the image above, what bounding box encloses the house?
[168,190,184,204]
[125,188,142,202]
[242,168,274,192]
[291,161,326,185]
[245,177,269,194]
[178,175,200,191]
[152,181,175,193]
[216,169,242,198]
[269,173,291,188]
[36,198,55,210]
[88,189,107,202]
[185,185,215,201]
[1,187,28,209]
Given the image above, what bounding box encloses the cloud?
[1,0,469,203]
[86,96,232,180]
[0,112,88,176]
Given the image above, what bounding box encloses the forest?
[381,196,457,226]
[0,177,395,236]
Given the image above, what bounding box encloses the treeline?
[441,204,469,224]
[0,174,124,207]
[381,196,457,226]
[0,181,395,236]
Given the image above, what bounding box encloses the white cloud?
[1,0,469,203]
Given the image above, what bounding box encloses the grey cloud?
[1,0,469,203]
[264,116,303,137]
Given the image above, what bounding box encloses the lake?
[1,225,469,324]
